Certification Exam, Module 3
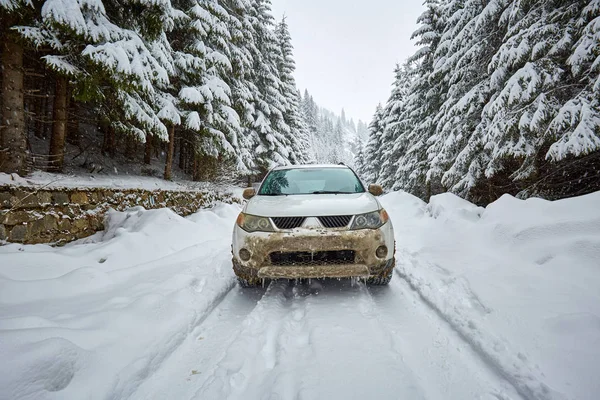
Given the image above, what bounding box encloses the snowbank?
[0,203,240,400]
[381,190,600,400]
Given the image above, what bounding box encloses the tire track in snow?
[367,274,523,400]
[109,245,238,400]
[190,280,294,399]
[232,279,432,400]
[394,252,566,400]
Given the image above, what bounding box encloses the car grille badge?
[301,217,323,229]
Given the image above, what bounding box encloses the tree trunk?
[178,135,185,170]
[67,91,80,146]
[125,134,136,160]
[48,76,68,172]
[35,80,46,139]
[107,125,117,158]
[144,134,152,164]
[193,153,199,181]
[0,34,27,175]
[163,124,175,180]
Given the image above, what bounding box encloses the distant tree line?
[300,90,369,166]
[357,0,600,204]
[0,0,312,181]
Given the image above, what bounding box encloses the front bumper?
[232,222,395,281]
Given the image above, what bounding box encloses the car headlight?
[236,213,275,232]
[350,209,389,230]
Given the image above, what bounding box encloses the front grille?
[272,217,305,229]
[269,250,355,266]
[318,215,352,228]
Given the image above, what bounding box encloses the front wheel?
[366,269,393,286]
[237,276,261,288]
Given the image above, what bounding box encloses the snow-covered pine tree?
[396,0,446,199]
[301,90,319,157]
[474,0,600,200]
[275,16,311,164]
[377,62,414,190]
[371,0,599,203]
[246,0,293,172]
[361,104,385,184]
[173,0,245,180]
[221,0,263,176]
[17,0,183,165]
[426,0,508,199]
[331,119,345,163]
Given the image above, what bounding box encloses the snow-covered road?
[1,191,599,400]
[129,275,520,400]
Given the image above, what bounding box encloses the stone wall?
[0,186,238,245]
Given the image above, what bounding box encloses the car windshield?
[258,167,365,195]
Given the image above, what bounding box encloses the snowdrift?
[381,190,600,400]
[0,203,240,400]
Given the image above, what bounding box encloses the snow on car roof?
[272,164,349,171]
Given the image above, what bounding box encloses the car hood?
[244,193,381,217]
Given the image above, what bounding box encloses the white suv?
[232,164,395,287]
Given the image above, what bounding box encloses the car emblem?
[301,217,322,229]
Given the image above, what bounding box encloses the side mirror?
[368,184,383,196]
[242,187,256,200]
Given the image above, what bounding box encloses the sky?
[270,0,425,123]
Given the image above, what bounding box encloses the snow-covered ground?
[1,191,599,400]
[0,171,233,192]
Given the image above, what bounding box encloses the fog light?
[376,245,388,258]
[239,248,251,261]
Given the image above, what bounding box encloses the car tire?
[366,269,393,285]
[237,276,260,288]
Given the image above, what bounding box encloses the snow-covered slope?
[380,191,600,400]
[0,191,599,400]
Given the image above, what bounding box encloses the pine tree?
[399,0,446,198]
[0,0,35,174]
[378,62,414,190]
[275,16,311,164]
[427,0,508,197]
[246,0,292,171]
[362,104,385,183]
[301,90,319,160]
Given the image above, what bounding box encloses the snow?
[0,171,238,194]
[0,203,241,400]
[380,190,600,400]
[1,190,599,399]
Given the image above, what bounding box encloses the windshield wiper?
[310,190,354,194]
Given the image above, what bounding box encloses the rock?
[87,191,99,203]
[44,214,58,231]
[0,224,6,241]
[2,210,32,225]
[0,192,13,207]
[52,192,70,205]
[9,225,27,242]
[13,190,39,208]
[27,219,46,237]
[73,218,88,230]
[88,215,104,231]
[71,192,89,204]
[37,191,52,205]
[58,218,72,231]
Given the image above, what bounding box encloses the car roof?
[272,164,349,171]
